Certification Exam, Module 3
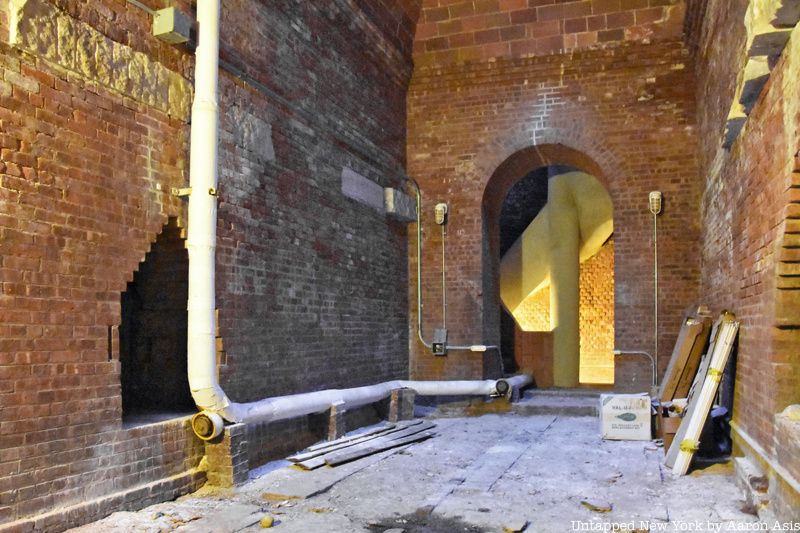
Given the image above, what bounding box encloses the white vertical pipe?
[187,0,233,414]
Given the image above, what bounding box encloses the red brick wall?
[414,0,686,67]
[0,0,418,526]
[515,329,554,387]
[408,40,701,383]
[0,22,195,533]
[354,0,423,57]
[686,0,748,179]
[690,1,800,457]
[213,1,414,400]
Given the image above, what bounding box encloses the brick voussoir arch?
[479,136,618,221]
[478,135,619,374]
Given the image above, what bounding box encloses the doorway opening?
[483,146,615,388]
[120,218,195,423]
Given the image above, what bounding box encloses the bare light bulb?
[649,191,662,215]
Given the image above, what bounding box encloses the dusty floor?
[72,412,760,533]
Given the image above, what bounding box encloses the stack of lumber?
[660,310,739,476]
[287,420,436,470]
[658,311,713,404]
[654,310,712,450]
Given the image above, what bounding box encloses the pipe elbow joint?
[494,379,511,397]
[190,384,241,423]
[191,411,225,441]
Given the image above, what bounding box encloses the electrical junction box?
[432,328,448,357]
[153,7,192,44]
[384,187,416,223]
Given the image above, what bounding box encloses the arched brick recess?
[480,144,612,380]
[407,42,701,384]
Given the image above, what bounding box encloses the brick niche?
[408,36,701,383]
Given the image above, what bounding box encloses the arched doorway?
[482,145,615,388]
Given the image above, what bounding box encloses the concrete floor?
[72,410,760,533]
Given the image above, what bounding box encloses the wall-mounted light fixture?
[649,191,663,382]
[434,203,449,331]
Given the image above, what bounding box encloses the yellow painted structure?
[500,172,613,386]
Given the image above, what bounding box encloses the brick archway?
[482,143,609,224]
[481,144,613,383]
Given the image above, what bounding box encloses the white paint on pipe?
[496,374,533,390]
[186,0,235,416]
[400,379,497,397]
[222,376,533,424]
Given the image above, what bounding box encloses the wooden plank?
[304,422,396,452]
[324,422,436,465]
[294,455,330,471]
[658,313,712,402]
[671,317,738,475]
[686,317,722,404]
[665,313,739,474]
[672,316,712,399]
[296,422,397,456]
[295,421,435,470]
[288,420,420,463]
[658,316,703,401]
[324,430,436,467]
[664,314,724,468]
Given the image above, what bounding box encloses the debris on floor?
[580,499,613,513]
[70,412,762,533]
